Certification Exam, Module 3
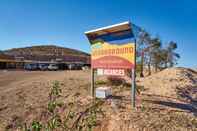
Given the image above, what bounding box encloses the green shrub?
[107,76,126,86]
[95,80,106,85]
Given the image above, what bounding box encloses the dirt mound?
[101,67,197,131]
[141,67,197,101]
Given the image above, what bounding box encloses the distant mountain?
[4,45,89,56]
[3,45,90,63]
[0,52,14,60]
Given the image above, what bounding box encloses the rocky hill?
[0,52,14,60]
[4,45,89,56]
[3,45,90,63]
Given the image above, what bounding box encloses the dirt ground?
[0,69,196,131]
[0,70,91,130]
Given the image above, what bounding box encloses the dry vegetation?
[0,67,196,131]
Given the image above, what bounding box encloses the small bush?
[95,80,106,85]
[107,76,126,86]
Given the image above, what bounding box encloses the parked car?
[24,63,38,70]
[48,64,58,71]
[38,64,49,71]
[82,66,89,70]
[68,63,83,70]
[68,63,75,70]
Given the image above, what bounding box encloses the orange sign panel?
[91,42,135,69]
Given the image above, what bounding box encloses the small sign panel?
[96,87,112,98]
[97,68,125,76]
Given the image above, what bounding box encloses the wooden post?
[91,68,95,98]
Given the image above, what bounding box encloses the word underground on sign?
[97,68,125,76]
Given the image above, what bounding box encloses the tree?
[166,41,180,67]
[148,37,162,73]
[149,41,180,71]
[138,30,151,77]
[132,23,180,76]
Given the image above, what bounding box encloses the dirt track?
[0,71,63,91]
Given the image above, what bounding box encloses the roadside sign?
[85,21,135,69]
[85,21,136,108]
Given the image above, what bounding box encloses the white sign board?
[97,69,125,76]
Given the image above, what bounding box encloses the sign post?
[85,21,136,108]
[91,68,95,98]
[131,39,137,108]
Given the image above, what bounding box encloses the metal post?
[131,68,136,108]
[140,52,144,77]
[91,68,95,98]
[131,42,136,108]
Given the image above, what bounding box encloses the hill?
[3,45,90,63]
[4,45,89,56]
[0,52,14,60]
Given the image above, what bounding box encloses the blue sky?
[0,0,196,68]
